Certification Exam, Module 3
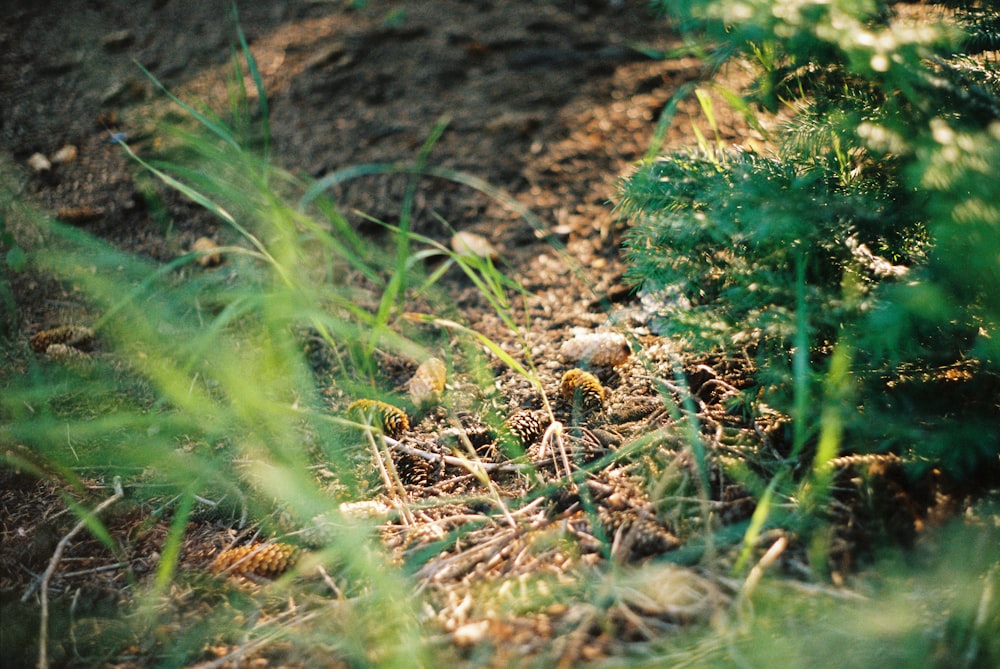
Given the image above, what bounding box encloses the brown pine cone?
[43,343,92,363]
[30,325,94,353]
[499,409,550,449]
[598,507,679,559]
[395,451,434,487]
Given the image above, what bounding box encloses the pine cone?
[30,325,94,353]
[395,451,434,487]
[499,409,549,449]
[211,542,299,578]
[598,507,679,558]
[347,399,410,438]
[559,369,605,414]
[44,343,92,363]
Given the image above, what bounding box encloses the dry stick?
[36,476,123,669]
[364,428,415,526]
[60,562,128,579]
[538,420,575,482]
[740,535,788,602]
[383,436,534,474]
[315,565,343,599]
[417,528,518,582]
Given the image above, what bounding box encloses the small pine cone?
[627,517,680,557]
[347,399,410,438]
[44,343,91,363]
[598,507,679,558]
[607,396,663,424]
[828,452,903,470]
[211,541,299,578]
[395,451,434,487]
[30,325,94,353]
[499,410,549,449]
[559,369,605,414]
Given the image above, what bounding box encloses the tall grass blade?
[645,80,698,160]
[154,489,195,594]
[133,60,241,151]
[232,2,270,160]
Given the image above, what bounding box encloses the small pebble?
[27,153,51,173]
[51,145,78,165]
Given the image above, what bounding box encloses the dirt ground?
[0,0,727,373]
[0,1,848,666]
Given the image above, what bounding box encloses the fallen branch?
[34,476,124,669]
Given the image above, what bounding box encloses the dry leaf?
[451,231,498,260]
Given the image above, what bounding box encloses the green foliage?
[5,3,1000,665]
[617,3,1000,607]
[620,149,913,351]
[623,0,1000,484]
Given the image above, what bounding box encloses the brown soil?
[0,1,940,667]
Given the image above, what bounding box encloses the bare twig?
[59,562,128,579]
[384,436,534,474]
[739,535,787,601]
[315,565,343,599]
[363,427,415,526]
[539,421,575,482]
[35,476,124,669]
